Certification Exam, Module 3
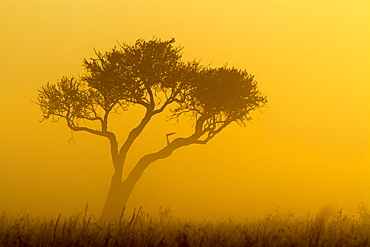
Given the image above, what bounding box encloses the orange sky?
[0,0,369,220]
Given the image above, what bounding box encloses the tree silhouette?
[37,38,267,222]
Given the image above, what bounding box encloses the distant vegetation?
[1,205,370,246]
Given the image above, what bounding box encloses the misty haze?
[1,1,369,246]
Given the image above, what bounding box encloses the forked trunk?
[100,159,150,223]
[100,134,202,222]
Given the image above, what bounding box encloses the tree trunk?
[100,160,149,223]
[100,174,126,223]
[100,134,204,222]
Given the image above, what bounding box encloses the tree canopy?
[38,38,267,144]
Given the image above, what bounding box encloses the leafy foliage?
[38,77,98,121]
[176,67,267,132]
[80,38,196,110]
[37,37,267,142]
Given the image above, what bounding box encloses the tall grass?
[1,206,369,246]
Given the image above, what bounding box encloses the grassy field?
[1,205,369,247]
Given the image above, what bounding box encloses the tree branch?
[122,131,203,187]
[66,117,120,166]
[145,84,155,108]
[117,105,155,163]
[153,96,174,115]
[66,119,114,140]
[193,121,231,144]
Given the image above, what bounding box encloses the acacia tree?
[37,38,267,222]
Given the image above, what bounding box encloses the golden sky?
[0,0,369,220]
